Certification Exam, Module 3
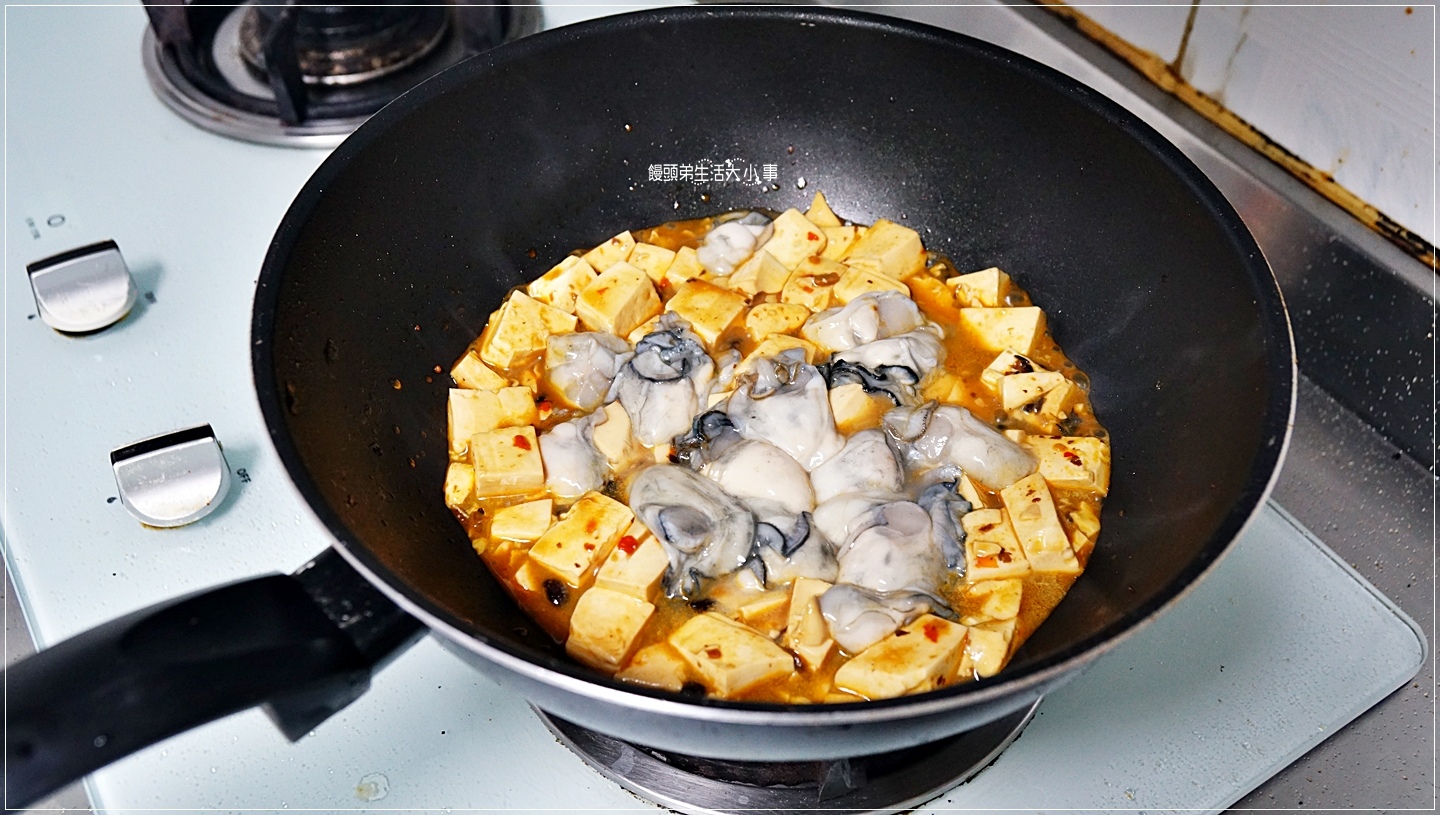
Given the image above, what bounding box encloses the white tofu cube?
[744,302,810,342]
[959,618,1016,679]
[625,314,663,345]
[664,279,748,350]
[670,612,797,697]
[958,307,1046,355]
[527,492,635,587]
[1022,436,1111,494]
[961,579,1023,624]
[962,509,1031,581]
[448,387,538,454]
[566,586,656,673]
[616,644,691,692]
[736,591,791,638]
[581,231,636,272]
[1068,501,1102,560]
[828,382,890,435]
[841,219,925,280]
[527,255,598,314]
[780,259,844,311]
[728,250,792,296]
[948,267,1012,307]
[451,350,509,390]
[1000,371,1068,412]
[469,426,546,498]
[591,401,645,471]
[804,191,842,228]
[980,350,1045,392]
[490,498,553,542]
[832,614,967,700]
[576,261,663,338]
[662,245,705,289]
[783,577,835,672]
[957,473,996,509]
[763,209,828,270]
[628,242,677,283]
[443,462,475,510]
[478,292,579,370]
[736,336,817,377]
[1000,473,1080,575]
[595,523,668,602]
[832,266,908,305]
[820,225,863,260]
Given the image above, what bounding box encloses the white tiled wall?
[1066,2,1435,247]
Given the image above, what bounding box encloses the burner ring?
[236,5,451,87]
[536,699,1039,815]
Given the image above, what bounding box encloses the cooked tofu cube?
[959,307,1046,355]
[906,274,960,324]
[959,618,1016,679]
[948,267,1013,307]
[783,577,834,672]
[526,492,635,587]
[591,401,645,471]
[1068,502,1101,560]
[957,473,996,509]
[1000,473,1080,575]
[1000,371,1068,412]
[833,266,908,305]
[832,614,967,700]
[451,350,510,390]
[664,279,748,350]
[628,242,677,283]
[736,591,791,637]
[616,644,691,692]
[745,302,810,342]
[448,387,539,454]
[962,508,1031,580]
[670,612,797,696]
[1003,429,1027,444]
[576,261,663,338]
[663,245,705,289]
[581,231,636,272]
[478,292,579,370]
[763,209,828,270]
[780,259,845,311]
[980,350,1045,392]
[820,225,864,260]
[842,219,924,280]
[595,522,668,601]
[625,314,663,345]
[490,498,553,542]
[527,255,598,314]
[736,336,817,376]
[804,191,843,228]
[443,462,475,510]
[469,426,546,498]
[512,559,545,592]
[921,372,965,404]
[828,382,891,435]
[566,587,656,673]
[1023,436,1111,494]
[728,250,792,297]
[961,579,1023,624]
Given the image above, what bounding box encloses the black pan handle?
[4,548,423,809]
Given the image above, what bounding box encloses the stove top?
[4,3,1431,812]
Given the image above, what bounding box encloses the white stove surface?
[2,4,1424,813]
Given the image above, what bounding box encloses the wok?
[7,6,1293,807]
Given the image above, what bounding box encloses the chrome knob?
[111,425,232,528]
[26,240,137,333]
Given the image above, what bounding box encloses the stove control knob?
[26,240,137,333]
[111,425,232,528]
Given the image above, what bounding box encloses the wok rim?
[251,5,1296,726]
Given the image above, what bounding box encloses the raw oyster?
[611,314,716,446]
[629,464,755,598]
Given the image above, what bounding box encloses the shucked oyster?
[726,350,845,471]
[883,402,1037,489]
[801,291,926,353]
[629,464,754,598]
[611,314,715,446]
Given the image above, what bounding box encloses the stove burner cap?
[237,4,450,87]
[536,699,1038,815]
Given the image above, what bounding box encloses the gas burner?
[536,700,1039,815]
[141,1,541,148]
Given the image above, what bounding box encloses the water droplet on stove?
[796,177,807,189]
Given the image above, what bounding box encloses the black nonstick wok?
[7,7,1293,807]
